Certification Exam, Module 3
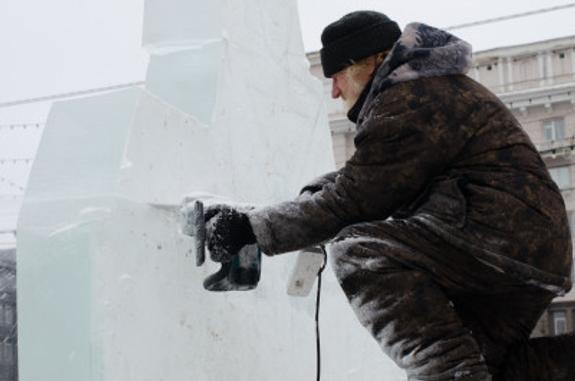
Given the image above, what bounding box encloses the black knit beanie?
[320,11,401,77]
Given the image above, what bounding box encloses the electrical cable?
[445,3,575,31]
[0,81,145,109]
[315,245,328,381]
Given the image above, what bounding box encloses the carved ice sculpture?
[17,1,403,380]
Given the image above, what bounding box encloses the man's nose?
[331,80,342,99]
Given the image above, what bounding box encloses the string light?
[0,176,25,192]
[0,158,34,165]
[0,123,44,131]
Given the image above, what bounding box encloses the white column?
[546,51,554,86]
[506,57,514,92]
[538,52,547,87]
[473,66,480,82]
[572,48,575,80]
[498,57,506,92]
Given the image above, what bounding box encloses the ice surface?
[17,0,404,380]
[146,42,224,124]
[142,1,224,50]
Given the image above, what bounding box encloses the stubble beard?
[342,72,370,112]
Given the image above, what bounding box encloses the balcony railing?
[536,136,575,158]
[479,73,575,94]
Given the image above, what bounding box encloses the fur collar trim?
[356,23,473,123]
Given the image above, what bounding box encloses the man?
[204,11,573,381]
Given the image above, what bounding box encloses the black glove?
[205,205,257,263]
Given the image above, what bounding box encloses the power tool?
[181,200,262,291]
[153,198,326,379]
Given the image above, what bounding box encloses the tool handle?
[183,200,206,266]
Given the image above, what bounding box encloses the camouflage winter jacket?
[248,23,573,294]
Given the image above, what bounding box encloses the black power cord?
[315,245,328,381]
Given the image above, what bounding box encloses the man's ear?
[368,55,383,76]
[371,50,389,75]
[368,60,379,77]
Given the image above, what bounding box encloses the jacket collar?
[353,22,473,124]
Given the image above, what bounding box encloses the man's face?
[330,63,374,111]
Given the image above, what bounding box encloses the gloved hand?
[205,205,257,263]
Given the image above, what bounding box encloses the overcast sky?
[1,0,575,124]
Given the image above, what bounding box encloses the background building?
[307,35,575,337]
[0,249,17,381]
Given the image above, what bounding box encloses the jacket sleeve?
[298,170,341,196]
[248,92,473,255]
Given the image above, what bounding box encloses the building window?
[552,310,568,335]
[543,118,566,141]
[549,167,571,190]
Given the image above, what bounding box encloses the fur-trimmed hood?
[351,22,473,123]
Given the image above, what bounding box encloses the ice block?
[17,0,404,380]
